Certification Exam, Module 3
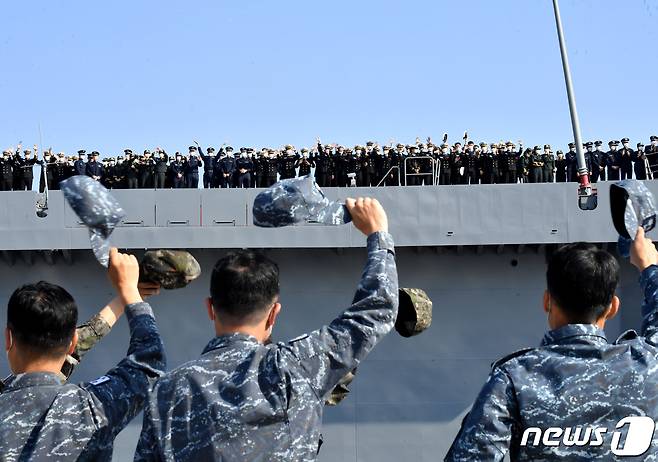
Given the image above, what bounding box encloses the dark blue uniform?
[85,160,104,180]
[218,156,236,188]
[74,158,87,176]
[446,265,658,461]
[185,155,200,188]
[0,302,165,461]
[198,147,215,188]
[134,231,398,461]
[566,150,578,182]
[169,160,185,188]
[235,156,253,188]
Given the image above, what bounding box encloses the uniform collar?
[202,332,260,355]
[541,324,608,346]
[2,371,64,393]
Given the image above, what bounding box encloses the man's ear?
[206,298,216,322]
[543,290,550,314]
[604,295,620,321]
[5,327,12,352]
[266,302,282,330]
[68,330,78,356]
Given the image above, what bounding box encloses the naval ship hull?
[0,182,649,460]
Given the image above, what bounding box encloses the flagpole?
[552,0,596,209]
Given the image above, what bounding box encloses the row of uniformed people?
[3,135,657,191]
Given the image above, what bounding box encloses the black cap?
[568,142,575,148]
[608,140,615,146]
[78,150,86,155]
[651,136,658,141]
[207,147,215,152]
[638,143,645,148]
[621,137,630,143]
[91,151,99,156]
[585,142,593,147]
[188,146,197,151]
[124,149,133,154]
[226,146,234,152]
[594,140,603,146]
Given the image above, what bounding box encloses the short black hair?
[546,243,619,323]
[210,250,280,323]
[7,282,78,357]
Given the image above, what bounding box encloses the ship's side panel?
[1,182,657,250]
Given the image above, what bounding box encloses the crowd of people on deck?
[2,135,657,191]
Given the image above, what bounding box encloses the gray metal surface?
[0,181,654,251]
[0,246,645,461]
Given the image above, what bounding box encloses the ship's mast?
[551,0,596,209]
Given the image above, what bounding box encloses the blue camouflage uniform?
[134,231,398,461]
[0,302,165,462]
[446,265,658,461]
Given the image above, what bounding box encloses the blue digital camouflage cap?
[610,179,656,239]
[253,175,352,227]
[60,175,125,267]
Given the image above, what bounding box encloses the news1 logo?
[520,416,656,456]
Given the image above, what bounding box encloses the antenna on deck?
[552,0,597,210]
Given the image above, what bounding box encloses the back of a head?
[210,250,280,324]
[547,243,620,324]
[7,282,78,357]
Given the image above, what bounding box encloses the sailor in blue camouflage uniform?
[134,197,398,461]
[446,228,658,461]
[0,248,166,462]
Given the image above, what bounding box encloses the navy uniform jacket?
[169,160,184,178]
[566,150,578,181]
[85,160,104,178]
[0,302,165,462]
[219,156,236,176]
[74,159,87,175]
[446,265,658,461]
[198,148,214,174]
[134,231,399,462]
[185,156,200,175]
[235,156,253,174]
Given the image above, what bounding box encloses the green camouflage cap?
[139,250,201,289]
[61,313,112,379]
[395,288,433,337]
[325,369,356,406]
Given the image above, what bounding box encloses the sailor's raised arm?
[84,249,166,437]
[630,228,658,341]
[281,198,398,400]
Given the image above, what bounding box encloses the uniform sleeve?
[281,231,398,400]
[445,368,518,462]
[61,313,112,379]
[85,302,166,438]
[133,401,161,462]
[639,265,658,343]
